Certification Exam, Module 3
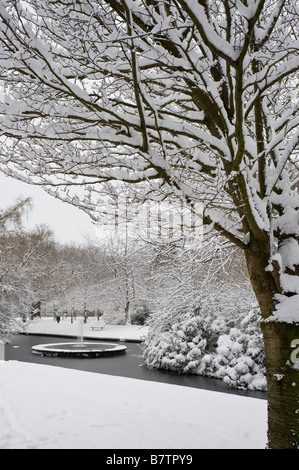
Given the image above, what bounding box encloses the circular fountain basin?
[31,342,127,358]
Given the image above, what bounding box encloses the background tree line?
[0,198,152,332]
[1,196,256,327]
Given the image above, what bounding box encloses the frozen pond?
[5,334,266,400]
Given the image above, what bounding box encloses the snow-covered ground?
[0,318,268,449]
[24,316,148,341]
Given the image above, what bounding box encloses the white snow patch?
[0,361,267,449]
[267,294,299,323]
[25,317,148,342]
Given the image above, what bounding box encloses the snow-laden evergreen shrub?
[144,313,208,372]
[143,308,267,390]
[131,303,151,325]
[201,310,266,390]
[143,305,225,373]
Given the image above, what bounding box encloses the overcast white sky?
[0,172,99,244]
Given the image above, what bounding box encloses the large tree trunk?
[261,321,299,449]
[245,239,299,449]
[244,237,277,319]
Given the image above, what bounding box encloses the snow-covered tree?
[97,235,152,324]
[0,198,79,333]
[59,243,107,317]
[0,0,298,448]
[0,198,32,339]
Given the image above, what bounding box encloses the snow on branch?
[204,207,248,249]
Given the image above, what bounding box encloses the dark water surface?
[5,334,266,400]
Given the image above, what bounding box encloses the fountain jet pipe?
[78,318,84,345]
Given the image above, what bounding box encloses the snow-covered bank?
[0,361,267,449]
[24,317,148,342]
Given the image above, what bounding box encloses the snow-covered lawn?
[25,316,148,342]
[0,318,267,449]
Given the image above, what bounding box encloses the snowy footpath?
[0,318,268,449]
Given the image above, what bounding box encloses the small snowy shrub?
[131,303,151,325]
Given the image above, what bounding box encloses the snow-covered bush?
[143,310,216,372]
[201,310,266,390]
[143,302,226,371]
[131,303,151,325]
[143,307,266,391]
